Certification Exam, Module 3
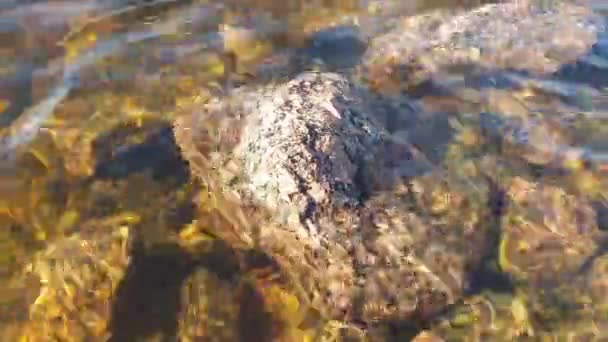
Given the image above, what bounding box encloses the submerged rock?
[360,0,602,92]
[175,71,416,225]
[173,71,495,329]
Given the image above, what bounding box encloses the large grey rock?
[173,72,494,327]
[233,72,395,229]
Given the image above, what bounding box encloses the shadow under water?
[108,235,291,341]
[108,240,197,342]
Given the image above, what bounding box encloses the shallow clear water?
[1,0,607,341]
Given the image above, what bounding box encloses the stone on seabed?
[173,70,494,327]
[360,0,603,77]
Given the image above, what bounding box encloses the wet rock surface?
[173,70,495,330]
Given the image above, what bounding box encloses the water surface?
[1,0,607,341]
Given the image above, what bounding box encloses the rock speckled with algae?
[234,72,387,223]
[173,71,495,328]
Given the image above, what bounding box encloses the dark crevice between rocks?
[571,200,608,280]
[465,175,513,296]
